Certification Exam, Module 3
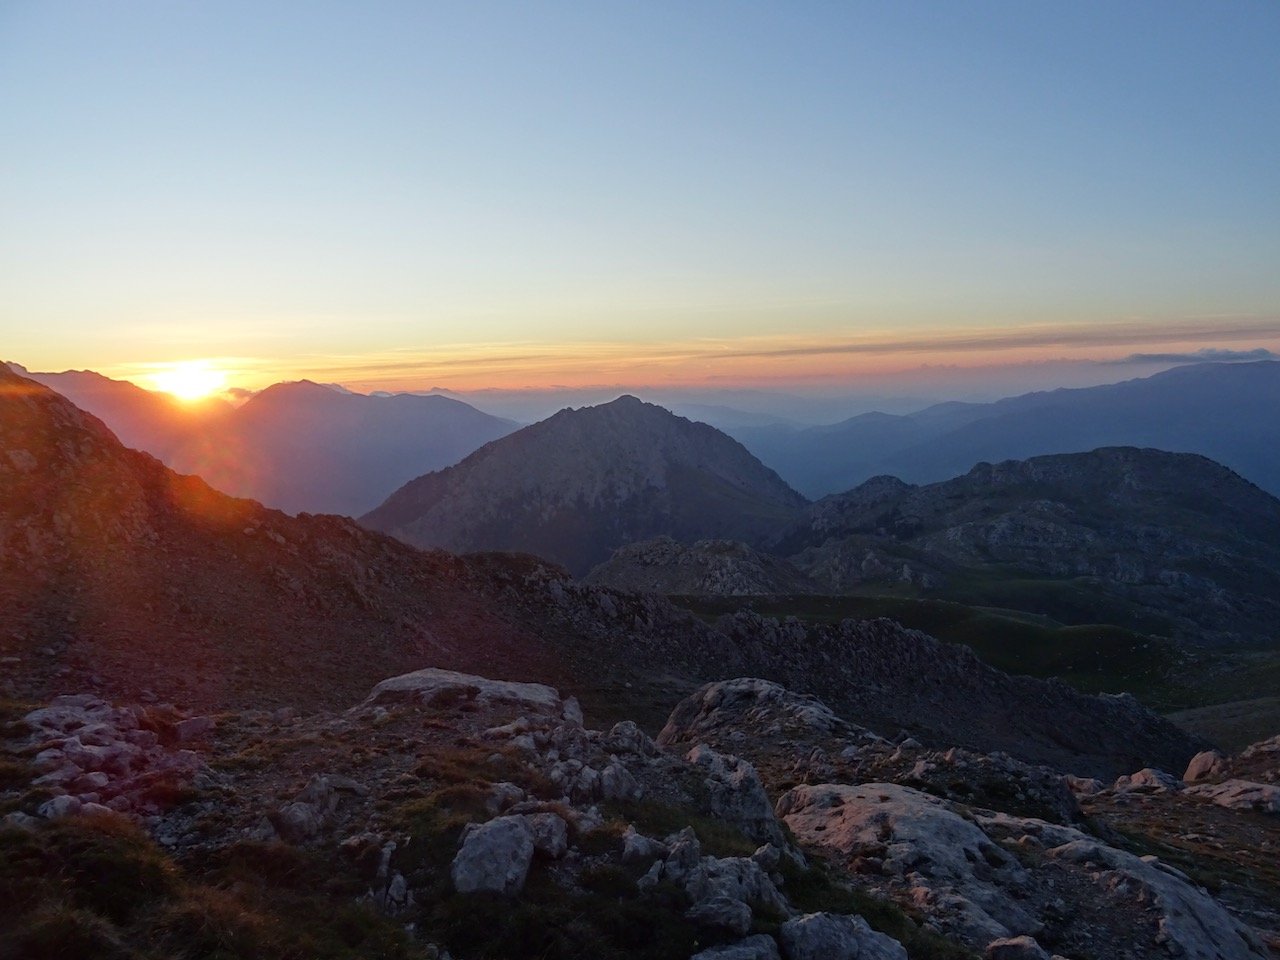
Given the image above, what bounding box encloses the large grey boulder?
[779,912,907,960]
[364,668,562,713]
[686,743,789,848]
[1045,836,1266,959]
[778,783,1035,943]
[451,815,536,894]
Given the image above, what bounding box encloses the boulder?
[525,812,569,859]
[1112,768,1182,792]
[622,825,668,865]
[1184,779,1280,814]
[451,815,535,894]
[778,783,1034,943]
[779,912,908,960]
[1183,749,1227,783]
[364,668,563,714]
[984,936,1050,960]
[690,934,782,960]
[686,895,754,937]
[686,743,788,848]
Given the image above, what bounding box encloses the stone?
[690,934,782,960]
[562,696,584,725]
[778,783,1034,944]
[175,716,216,742]
[1183,749,1227,783]
[984,936,1050,960]
[779,912,908,960]
[686,896,753,937]
[525,812,569,859]
[451,815,535,894]
[686,743,788,848]
[274,801,325,842]
[622,825,668,864]
[600,760,642,801]
[38,795,82,819]
[1184,779,1280,814]
[1112,767,1182,792]
[364,668,562,713]
[683,855,790,917]
[484,782,526,816]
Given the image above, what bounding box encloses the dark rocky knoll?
[777,447,1280,644]
[362,395,808,576]
[584,536,822,596]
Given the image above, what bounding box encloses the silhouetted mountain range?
[730,361,1280,497]
[6,363,516,516]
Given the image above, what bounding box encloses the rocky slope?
[3,670,1274,960]
[584,537,822,596]
[362,396,808,575]
[774,447,1280,644]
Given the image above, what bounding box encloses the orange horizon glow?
[90,316,1280,398]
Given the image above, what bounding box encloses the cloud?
[1110,347,1279,365]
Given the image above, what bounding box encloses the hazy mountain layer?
[362,396,809,575]
[732,360,1280,497]
[7,364,516,517]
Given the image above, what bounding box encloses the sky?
[2,1,1279,398]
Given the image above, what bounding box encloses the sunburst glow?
[147,361,228,402]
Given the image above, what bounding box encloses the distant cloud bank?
[1112,347,1278,365]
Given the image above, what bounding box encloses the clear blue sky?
[2,1,1278,391]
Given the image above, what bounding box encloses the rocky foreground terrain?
[2,669,1277,959]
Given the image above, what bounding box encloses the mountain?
[5,362,232,459]
[777,447,1280,644]
[168,380,518,516]
[731,360,1280,497]
[0,364,1205,779]
[6,364,517,517]
[584,536,822,596]
[362,395,809,575]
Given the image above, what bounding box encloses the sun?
[147,361,229,403]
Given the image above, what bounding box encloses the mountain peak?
[363,396,807,574]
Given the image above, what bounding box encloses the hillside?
[584,537,823,596]
[362,396,809,575]
[732,361,1280,497]
[778,447,1280,644]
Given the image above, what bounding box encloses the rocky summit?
[361,395,808,576]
